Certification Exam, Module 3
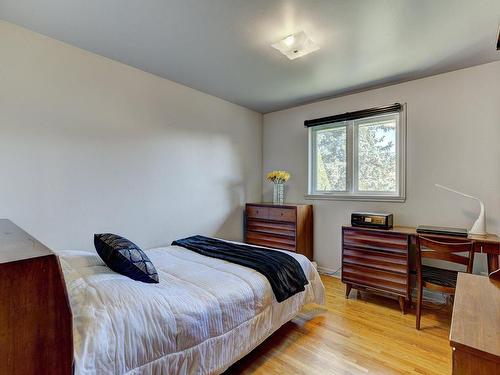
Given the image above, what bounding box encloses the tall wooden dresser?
[342,226,412,314]
[244,203,313,260]
[0,219,73,374]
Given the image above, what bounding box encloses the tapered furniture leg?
[398,296,406,315]
[345,283,352,299]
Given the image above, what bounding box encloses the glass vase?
[273,183,285,205]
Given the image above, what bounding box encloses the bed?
[58,241,325,374]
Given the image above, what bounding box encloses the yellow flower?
[266,170,291,183]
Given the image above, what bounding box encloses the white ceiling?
[1,0,499,113]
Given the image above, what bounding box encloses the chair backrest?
[416,234,474,273]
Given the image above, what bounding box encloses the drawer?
[343,247,407,274]
[268,207,296,222]
[246,206,269,220]
[247,219,295,237]
[246,231,296,251]
[342,264,408,296]
[343,228,409,254]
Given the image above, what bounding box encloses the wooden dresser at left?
[244,203,313,260]
[0,219,73,375]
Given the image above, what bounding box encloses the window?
[308,109,405,201]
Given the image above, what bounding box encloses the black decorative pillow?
[94,233,159,283]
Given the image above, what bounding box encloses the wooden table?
[346,226,500,273]
[341,225,500,314]
[450,273,500,374]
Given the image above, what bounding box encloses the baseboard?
[316,265,341,278]
[315,265,446,303]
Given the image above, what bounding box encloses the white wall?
[0,21,262,251]
[263,61,500,273]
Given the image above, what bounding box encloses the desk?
[347,225,500,272]
[450,273,500,374]
[341,226,500,313]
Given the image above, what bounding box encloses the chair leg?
[416,284,423,330]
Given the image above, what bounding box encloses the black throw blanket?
[172,235,309,302]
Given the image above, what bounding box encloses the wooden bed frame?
[0,219,73,374]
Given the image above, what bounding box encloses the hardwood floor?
[226,275,452,375]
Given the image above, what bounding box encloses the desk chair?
[415,235,474,330]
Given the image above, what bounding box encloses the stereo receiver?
[351,212,393,229]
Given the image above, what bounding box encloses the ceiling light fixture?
[283,34,295,47]
[271,31,319,60]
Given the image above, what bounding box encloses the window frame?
[306,106,406,202]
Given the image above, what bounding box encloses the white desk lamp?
[435,184,487,236]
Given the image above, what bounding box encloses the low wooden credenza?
[244,203,313,260]
[450,273,500,374]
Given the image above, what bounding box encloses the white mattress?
[59,243,325,375]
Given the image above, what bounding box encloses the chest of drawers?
[244,203,313,260]
[342,226,411,313]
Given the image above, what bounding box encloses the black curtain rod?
[304,103,402,128]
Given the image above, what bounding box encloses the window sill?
[304,194,406,203]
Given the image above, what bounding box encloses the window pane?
[315,126,347,191]
[357,119,397,192]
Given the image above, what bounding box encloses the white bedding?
[59,243,325,375]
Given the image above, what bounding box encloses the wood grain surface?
[450,273,500,374]
[227,275,453,375]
